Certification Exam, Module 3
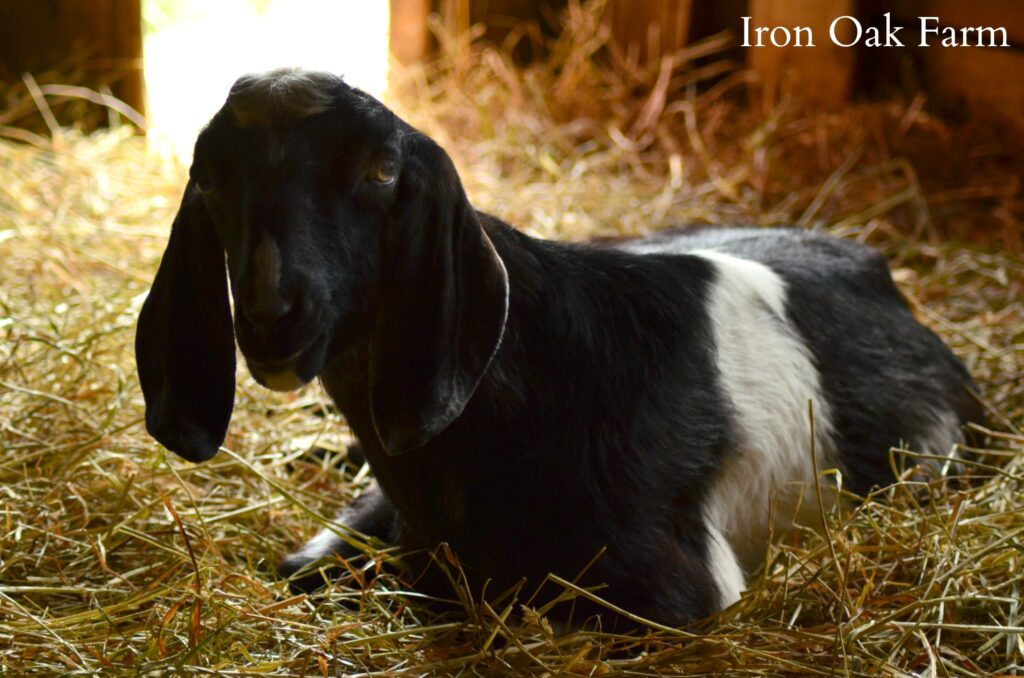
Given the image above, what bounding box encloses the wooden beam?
[746,0,856,108]
[390,0,433,66]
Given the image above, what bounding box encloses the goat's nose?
[244,237,294,330]
[244,291,295,330]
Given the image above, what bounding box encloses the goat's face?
[189,86,400,392]
[136,70,509,462]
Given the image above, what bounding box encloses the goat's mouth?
[250,366,309,392]
[244,333,328,392]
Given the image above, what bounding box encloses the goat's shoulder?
[480,214,721,320]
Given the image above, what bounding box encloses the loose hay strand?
[1,1,1023,674]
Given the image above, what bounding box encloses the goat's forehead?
[197,71,396,171]
[258,113,394,166]
[227,69,340,128]
[224,69,389,131]
[196,117,391,177]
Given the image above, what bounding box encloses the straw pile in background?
[2,2,1022,674]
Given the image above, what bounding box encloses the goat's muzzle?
[235,285,330,392]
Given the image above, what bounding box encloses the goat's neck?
[320,216,705,534]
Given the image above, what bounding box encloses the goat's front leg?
[278,480,398,593]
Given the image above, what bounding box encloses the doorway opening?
[143,0,390,159]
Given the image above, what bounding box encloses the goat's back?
[618,227,977,568]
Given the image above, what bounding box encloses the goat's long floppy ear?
[370,134,509,455]
[135,182,236,462]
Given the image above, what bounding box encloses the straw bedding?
[1,3,1022,675]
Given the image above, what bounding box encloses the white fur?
[604,237,850,598]
[624,236,841,585]
[915,408,963,458]
[909,407,963,478]
[694,250,837,573]
[706,520,745,608]
[253,236,282,295]
[295,527,341,561]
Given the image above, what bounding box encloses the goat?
[136,68,980,628]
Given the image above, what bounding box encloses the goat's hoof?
[277,554,341,595]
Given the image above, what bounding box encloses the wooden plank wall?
[0,0,145,117]
[390,0,560,65]
[745,0,856,108]
[1,0,1019,131]
[887,0,1024,129]
[391,0,860,107]
[390,0,1024,122]
[604,0,693,65]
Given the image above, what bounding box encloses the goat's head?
[136,69,509,462]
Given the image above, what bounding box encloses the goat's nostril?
[245,295,295,330]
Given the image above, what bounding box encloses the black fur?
[621,227,984,494]
[135,183,236,462]
[136,71,979,628]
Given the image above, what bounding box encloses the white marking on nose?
[253,236,283,296]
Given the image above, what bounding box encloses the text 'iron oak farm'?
[742,13,1010,49]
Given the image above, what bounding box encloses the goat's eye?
[195,178,215,196]
[369,160,397,185]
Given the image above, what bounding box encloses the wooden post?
[0,0,145,119]
[745,0,856,108]
[390,0,552,66]
[390,0,433,66]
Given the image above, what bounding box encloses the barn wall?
[604,0,693,65]
[391,0,566,65]
[745,0,855,107]
[0,0,145,120]
[1,0,1021,134]
[390,0,1024,132]
[868,0,1024,129]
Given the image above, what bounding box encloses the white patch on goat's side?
[693,250,837,572]
[695,250,787,317]
[706,520,745,608]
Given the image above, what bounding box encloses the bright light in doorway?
[144,0,390,160]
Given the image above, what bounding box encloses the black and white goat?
[136,69,980,627]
